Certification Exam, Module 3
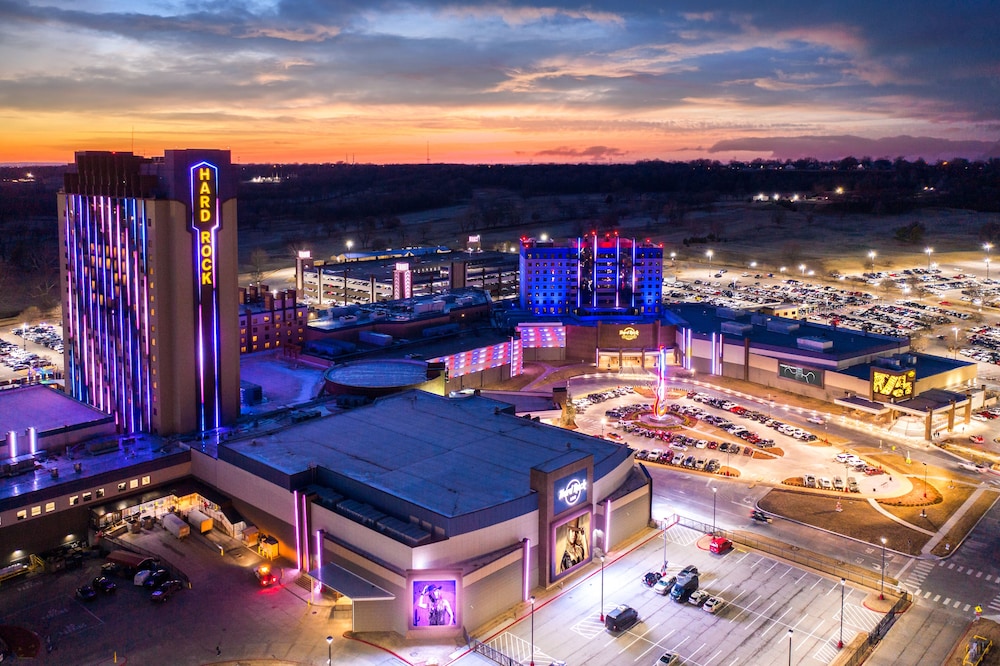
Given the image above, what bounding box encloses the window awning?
[306,562,396,601]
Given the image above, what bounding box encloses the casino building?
[58,150,241,435]
[519,234,663,317]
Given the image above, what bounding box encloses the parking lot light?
[879,537,887,600]
[787,628,793,666]
[599,555,605,622]
[711,487,718,536]
[529,595,536,666]
[838,578,845,648]
[326,635,333,665]
[925,247,933,270]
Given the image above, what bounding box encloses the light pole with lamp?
[326,635,333,665]
[779,266,786,277]
[711,487,718,536]
[787,628,793,666]
[529,595,536,666]
[953,326,959,359]
[925,247,933,270]
[661,519,668,571]
[879,537,887,600]
[868,250,876,272]
[798,263,806,276]
[599,555,606,621]
[706,249,714,275]
[837,578,845,648]
[987,257,992,283]
[21,323,26,351]
[601,417,607,437]
[922,462,928,498]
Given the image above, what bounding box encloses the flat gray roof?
[226,390,631,518]
[0,384,110,435]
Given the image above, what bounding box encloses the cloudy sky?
[2,0,998,164]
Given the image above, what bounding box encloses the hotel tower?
[57,150,240,435]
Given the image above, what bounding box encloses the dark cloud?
[708,135,997,162]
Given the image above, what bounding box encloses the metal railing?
[672,514,901,593]
[841,594,909,666]
[470,638,520,666]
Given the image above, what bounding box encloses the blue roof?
[668,303,906,361]
[225,390,632,522]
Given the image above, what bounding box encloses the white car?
[703,596,725,613]
[819,477,833,490]
[656,652,679,665]
[806,415,825,425]
[688,589,710,606]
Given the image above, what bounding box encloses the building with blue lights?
[519,234,662,316]
[57,150,241,436]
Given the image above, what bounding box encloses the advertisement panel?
[777,362,824,387]
[409,576,459,630]
[551,510,591,581]
[870,367,915,401]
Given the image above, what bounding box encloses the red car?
[709,536,733,555]
[970,435,985,444]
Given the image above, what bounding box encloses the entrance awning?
[306,562,396,601]
[834,395,891,415]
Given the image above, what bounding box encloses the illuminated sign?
[193,165,218,287]
[619,326,640,341]
[190,160,222,431]
[871,368,915,400]
[554,472,589,514]
[558,478,587,506]
[778,362,823,387]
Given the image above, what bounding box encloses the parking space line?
[794,571,810,585]
[808,577,823,590]
[943,597,951,604]
[760,606,794,638]
[954,600,962,608]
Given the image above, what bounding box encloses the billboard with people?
[409,576,459,630]
[551,510,591,581]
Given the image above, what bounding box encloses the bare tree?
[249,247,269,286]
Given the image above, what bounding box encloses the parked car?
[655,651,679,665]
[703,596,725,613]
[803,474,817,488]
[833,477,845,491]
[150,579,184,602]
[709,536,733,554]
[92,576,117,594]
[605,604,639,632]
[642,571,662,587]
[653,575,677,596]
[76,584,97,602]
[819,477,833,490]
[847,477,860,493]
[143,569,171,589]
[688,589,710,606]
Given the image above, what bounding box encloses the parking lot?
[0,527,398,666]
[485,523,885,665]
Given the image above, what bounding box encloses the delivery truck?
[186,509,213,533]
[162,512,190,539]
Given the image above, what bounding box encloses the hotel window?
[83,492,92,502]
[17,510,26,520]
[45,502,55,513]
[118,482,127,492]
[31,506,41,516]
[96,489,104,498]
[141,476,150,486]
[131,478,141,489]
[70,496,79,506]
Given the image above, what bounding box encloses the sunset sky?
[2,1,998,165]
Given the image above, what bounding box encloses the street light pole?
[787,628,793,666]
[662,519,668,570]
[879,537,887,600]
[599,555,605,621]
[868,250,876,272]
[838,578,845,648]
[925,247,933,270]
[712,487,718,536]
[529,595,535,666]
[922,462,928,498]
[326,635,333,665]
[706,249,714,275]
[953,326,960,359]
